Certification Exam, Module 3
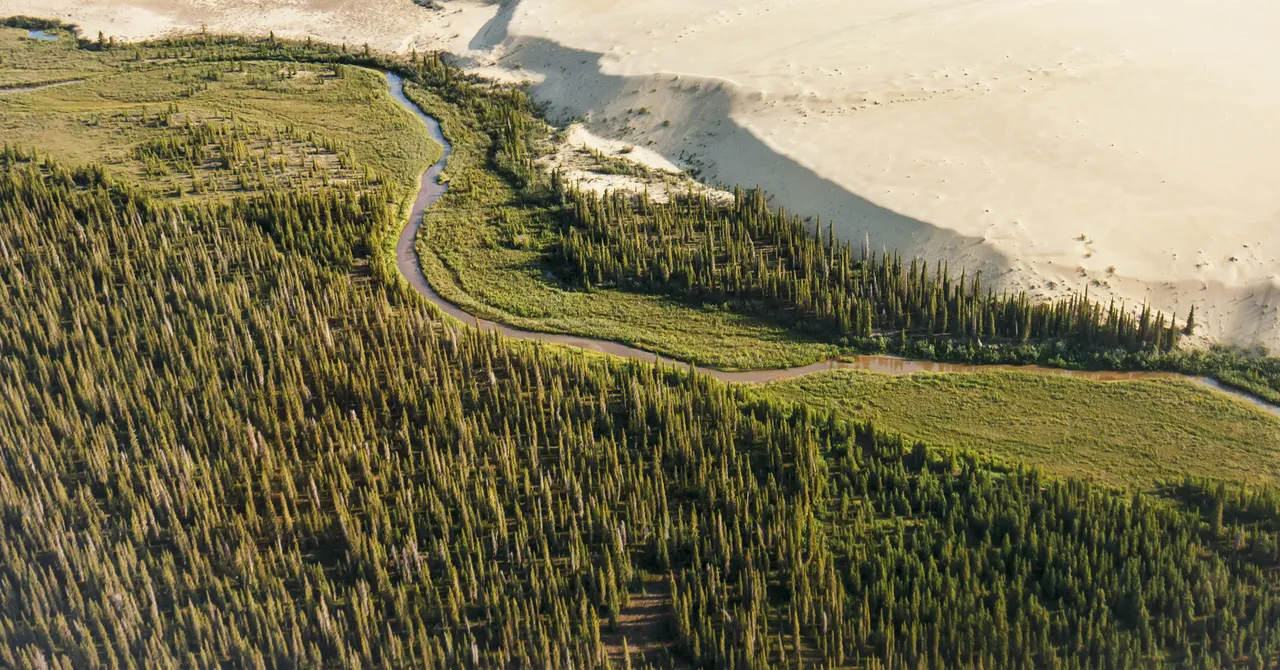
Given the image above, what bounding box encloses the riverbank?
[386,73,1280,486]
[385,71,1280,421]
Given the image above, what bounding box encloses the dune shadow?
[456,13,1280,348]
[472,30,1013,281]
[467,0,516,53]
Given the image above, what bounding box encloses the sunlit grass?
[0,33,437,198]
[407,84,837,370]
[759,369,1280,488]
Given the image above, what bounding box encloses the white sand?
[6,0,1280,347]
[0,0,500,56]
[541,124,733,205]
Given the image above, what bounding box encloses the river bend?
[385,73,1280,417]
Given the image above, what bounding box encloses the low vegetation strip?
[760,369,1280,488]
[0,34,436,201]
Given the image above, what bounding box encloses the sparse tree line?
[558,186,1178,349]
[133,111,362,194]
[551,184,1280,402]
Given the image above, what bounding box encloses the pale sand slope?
[500,0,1280,348]
[5,0,1279,347]
[0,0,500,56]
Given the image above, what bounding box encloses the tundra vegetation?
[1,20,1278,669]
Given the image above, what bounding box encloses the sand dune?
[500,0,1280,348]
[6,0,1279,346]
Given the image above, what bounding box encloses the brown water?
[386,73,1280,416]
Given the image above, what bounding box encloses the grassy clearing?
[759,369,1280,488]
[0,29,437,199]
[406,84,837,370]
[0,26,124,87]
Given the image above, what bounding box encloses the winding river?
[386,73,1280,416]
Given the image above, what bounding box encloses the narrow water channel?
[386,72,1280,416]
[2,33,77,95]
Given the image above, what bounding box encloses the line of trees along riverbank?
[560,187,1178,349]
[553,184,1280,402]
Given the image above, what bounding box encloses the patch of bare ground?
[601,574,688,669]
[540,124,731,205]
